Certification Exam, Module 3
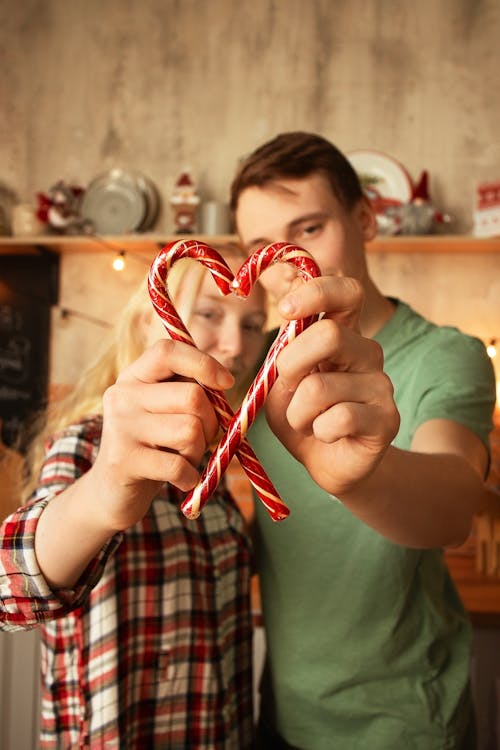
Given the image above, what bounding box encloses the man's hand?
[265,276,400,496]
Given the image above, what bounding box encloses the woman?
[0,243,267,749]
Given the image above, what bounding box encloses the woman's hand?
[35,339,233,588]
[91,338,233,531]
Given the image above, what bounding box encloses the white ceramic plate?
[136,174,160,231]
[346,149,413,206]
[81,169,146,234]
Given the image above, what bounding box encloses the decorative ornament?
[391,170,452,235]
[169,168,200,234]
[36,180,94,235]
[473,180,500,238]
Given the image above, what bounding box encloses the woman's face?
[188,261,267,381]
[143,256,267,383]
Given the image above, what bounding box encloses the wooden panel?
[446,552,500,626]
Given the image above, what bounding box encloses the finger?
[128,412,210,466]
[117,338,234,390]
[145,382,220,445]
[278,275,364,327]
[285,370,395,435]
[276,320,384,391]
[311,402,396,449]
[103,381,219,448]
[99,410,209,490]
[127,445,202,492]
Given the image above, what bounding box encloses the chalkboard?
[0,253,59,449]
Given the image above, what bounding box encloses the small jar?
[11,204,47,236]
[200,201,231,236]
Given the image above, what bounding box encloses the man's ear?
[355,197,377,241]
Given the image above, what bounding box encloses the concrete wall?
[2,0,499,234]
[1,0,499,383]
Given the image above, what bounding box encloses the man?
[230,132,496,749]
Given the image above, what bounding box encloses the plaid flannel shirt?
[0,417,254,749]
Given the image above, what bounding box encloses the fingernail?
[279,296,296,316]
[217,370,234,389]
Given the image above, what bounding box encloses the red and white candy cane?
[179,241,322,520]
[148,239,291,522]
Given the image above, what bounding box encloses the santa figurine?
[36,180,93,235]
[170,168,200,234]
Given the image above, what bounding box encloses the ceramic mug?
[200,201,231,236]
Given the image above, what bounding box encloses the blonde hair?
[24,243,265,495]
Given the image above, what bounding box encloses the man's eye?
[243,322,264,335]
[300,222,322,238]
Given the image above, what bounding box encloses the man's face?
[235,173,373,301]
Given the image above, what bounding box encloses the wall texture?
[1,0,499,389]
[2,0,500,232]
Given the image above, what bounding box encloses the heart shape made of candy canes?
[148,239,321,520]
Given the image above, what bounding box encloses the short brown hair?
[230,131,363,216]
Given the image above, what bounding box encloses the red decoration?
[170,169,200,233]
[36,181,91,234]
[411,170,430,202]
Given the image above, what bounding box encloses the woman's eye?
[193,309,218,322]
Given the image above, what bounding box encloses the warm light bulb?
[487,339,497,359]
[112,252,125,271]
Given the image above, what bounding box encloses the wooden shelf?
[368,235,500,254]
[0,234,238,256]
[1,234,500,255]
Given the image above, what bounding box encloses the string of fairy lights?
[89,234,154,272]
[72,239,500,407]
[57,236,152,327]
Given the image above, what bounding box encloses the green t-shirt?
[250,300,495,750]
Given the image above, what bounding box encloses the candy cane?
[178,242,321,520]
[148,239,292,521]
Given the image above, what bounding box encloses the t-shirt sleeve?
[413,332,496,449]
